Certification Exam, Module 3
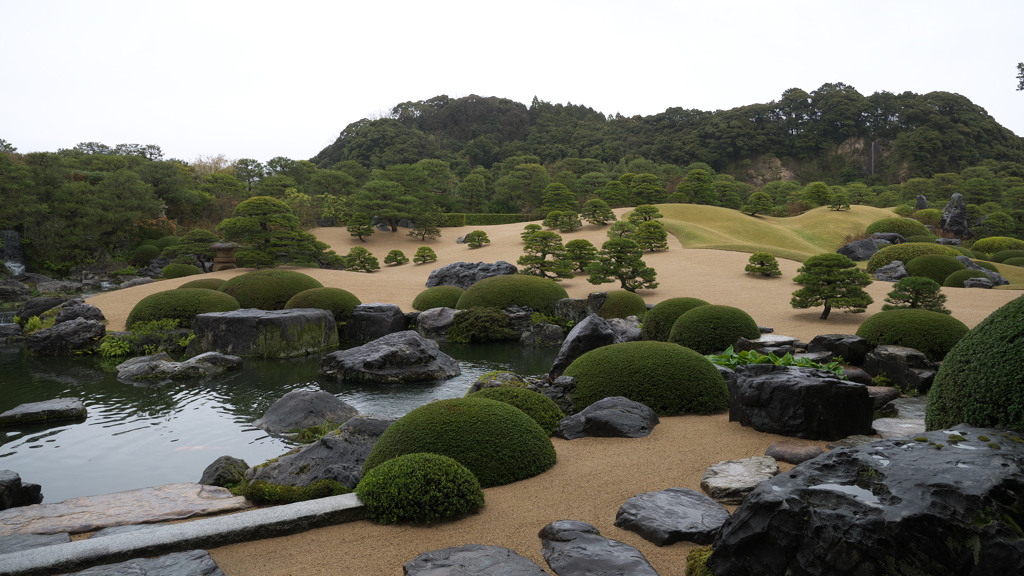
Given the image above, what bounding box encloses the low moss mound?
[970,236,1024,254]
[176,278,227,291]
[126,288,240,329]
[911,208,942,227]
[362,397,556,488]
[355,453,484,524]
[904,235,937,243]
[597,290,647,320]
[219,269,323,310]
[237,479,350,505]
[866,243,963,273]
[161,263,202,279]
[412,286,465,311]
[925,296,1024,430]
[455,275,569,315]
[1002,257,1024,267]
[855,309,970,361]
[686,546,714,576]
[667,305,760,355]
[992,249,1024,263]
[971,260,999,272]
[942,269,990,287]
[467,386,565,436]
[447,307,518,343]
[284,287,361,323]
[564,341,729,415]
[640,297,710,342]
[904,254,967,284]
[865,217,931,238]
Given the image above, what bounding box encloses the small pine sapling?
[413,246,437,264]
[346,213,376,242]
[829,192,851,211]
[745,252,782,277]
[345,246,380,272]
[882,277,950,314]
[464,230,490,248]
[384,249,408,266]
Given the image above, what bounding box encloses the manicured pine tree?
[607,220,637,239]
[464,230,490,248]
[790,253,873,319]
[518,230,573,279]
[345,246,380,272]
[555,211,582,233]
[627,205,663,223]
[346,212,375,242]
[521,223,542,242]
[586,238,658,292]
[564,239,598,272]
[407,208,441,241]
[633,220,669,251]
[581,198,617,225]
[413,246,437,264]
[745,252,782,277]
[384,249,408,266]
[882,277,950,314]
[743,192,775,216]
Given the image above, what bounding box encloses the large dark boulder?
[614,487,730,546]
[940,192,972,239]
[862,344,935,395]
[915,195,929,211]
[346,303,407,343]
[0,280,31,302]
[554,396,659,440]
[806,334,869,365]
[253,389,358,433]
[709,425,1024,575]
[873,260,909,282]
[414,306,458,341]
[186,308,338,358]
[425,261,517,289]
[403,544,548,576]
[0,470,43,510]
[319,330,460,384]
[729,364,874,441]
[115,351,243,383]
[26,317,105,355]
[54,301,105,324]
[548,314,616,378]
[836,238,880,261]
[538,520,659,576]
[199,456,249,487]
[16,296,67,320]
[956,255,1009,285]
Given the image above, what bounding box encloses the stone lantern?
[210,242,241,272]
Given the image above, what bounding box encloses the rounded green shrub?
[971,259,999,272]
[284,287,361,323]
[564,341,729,415]
[640,297,710,342]
[355,453,484,524]
[925,295,1024,430]
[855,309,970,361]
[455,274,569,315]
[667,305,760,355]
[1002,257,1024,267]
[597,290,647,320]
[412,285,465,311]
[969,236,1024,254]
[865,217,931,238]
[126,288,240,329]
[905,235,937,243]
[447,307,518,343]
[942,269,990,287]
[468,386,565,436]
[176,278,227,291]
[911,208,943,227]
[362,397,556,488]
[161,263,202,279]
[951,246,975,257]
[151,236,180,251]
[904,255,966,284]
[131,244,161,266]
[991,249,1024,263]
[219,269,323,310]
[865,243,963,273]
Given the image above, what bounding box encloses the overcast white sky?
[3,0,1022,165]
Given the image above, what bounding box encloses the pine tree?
[346,212,375,242]
[344,246,380,272]
[464,230,490,248]
[581,198,616,225]
[633,221,669,251]
[521,223,542,242]
[608,220,637,239]
[745,252,782,277]
[790,253,873,319]
[882,277,950,314]
[564,239,598,272]
[413,246,437,264]
[743,192,775,216]
[586,238,658,292]
[627,205,663,223]
[518,230,573,279]
[384,249,408,266]
[407,208,441,241]
[217,196,343,269]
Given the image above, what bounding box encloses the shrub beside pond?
[455,274,569,315]
[597,290,647,320]
[668,305,760,355]
[468,386,565,436]
[412,286,464,311]
[161,263,202,279]
[284,287,361,323]
[126,289,240,329]
[219,270,323,310]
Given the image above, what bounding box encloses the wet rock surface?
[765,441,824,464]
[548,314,616,378]
[253,389,358,434]
[26,317,105,355]
[701,456,780,505]
[116,352,243,384]
[538,520,659,576]
[425,261,518,289]
[66,549,226,576]
[554,396,659,440]
[187,308,338,358]
[0,398,86,428]
[403,544,547,575]
[614,487,730,546]
[319,330,460,384]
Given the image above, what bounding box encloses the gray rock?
[873,259,909,282]
[865,386,902,409]
[0,280,31,302]
[734,334,799,353]
[862,344,935,394]
[501,304,536,336]
[67,549,225,576]
[54,302,105,324]
[186,308,338,358]
[520,322,565,347]
[955,255,1009,285]
[26,317,105,355]
[939,192,972,239]
[89,524,149,539]
[119,277,156,289]
[253,389,358,434]
[199,456,249,488]
[806,334,869,365]
[548,314,616,379]
[538,520,659,576]
[397,218,415,229]
[346,303,407,343]
[0,398,87,428]
[765,441,825,464]
[403,544,548,576]
[836,238,880,261]
[554,396,659,440]
[415,306,458,341]
[607,316,641,342]
[116,352,243,384]
[554,298,590,326]
[35,281,83,294]
[936,237,962,246]
[319,330,460,384]
[914,195,929,211]
[841,366,873,385]
[964,276,994,288]
[425,261,518,289]
[10,273,54,284]
[825,434,879,450]
[709,425,1024,575]
[0,532,70,555]
[466,371,527,394]
[872,417,925,439]
[16,296,66,321]
[889,396,927,419]
[0,323,23,344]
[614,487,730,546]
[701,456,780,505]
[870,232,907,244]
[0,470,43,510]
[542,375,576,415]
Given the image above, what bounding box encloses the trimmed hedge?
[911,208,942,227]
[1002,257,1024,267]
[219,270,323,310]
[468,386,565,436]
[126,288,240,329]
[131,244,161,266]
[855,309,969,361]
[437,213,534,227]
[992,249,1024,263]
[942,269,990,287]
[455,274,569,315]
[866,243,963,273]
[355,453,484,524]
[667,305,760,355]
[905,235,937,243]
[597,290,647,320]
[970,236,1024,254]
[865,217,931,238]
[362,397,556,488]
[447,307,518,343]
[564,341,729,416]
[904,255,966,284]
[176,278,227,291]
[412,285,465,311]
[925,296,1024,430]
[284,287,361,323]
[161,263,202,279]
[640,298,710,342]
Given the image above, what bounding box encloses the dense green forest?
[2,83,1024,276]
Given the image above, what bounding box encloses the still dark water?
[0,343,558,504]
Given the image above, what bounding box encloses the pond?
[0,342,559,504]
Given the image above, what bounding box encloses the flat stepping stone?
[0,532,70,555]
[404,544,547,575]
[539,520,658,576]
[826,435,879,450]
[873,418,926,439]
[765,441,824,464]
[66,549,225,576]
[889,396,927,420]
[0,483,251,536]
[700,456,779,505]
[614,487,729,546]
[0,398,86,427]
[748,334,798,347]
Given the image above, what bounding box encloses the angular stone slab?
[318,330,460,384]
[888,396,927,420]
[0,398,86,427]
[0,483,252,536]
[554,396,659,440]
[186,308,338,358]
[404,544,547,575]
[872,417,926,439]
[538,520,658,576]
[0,532,70,555]
[66,549,225,576]
[700,456,779,505]
[614,487,730,546]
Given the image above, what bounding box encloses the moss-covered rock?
[596,290,647,320]
[667,305,760,355]
[355,453,484,524]
[447,307,519,343]
[126,289,240,329]
[236,479,349,505]
[362,397,556,488]
[563,341,728,416]
[942,269,990,287]
[866,243,963,273]
[640,297,710,342]
[284,287,361,323]
[468,386,565,436]
[176,278,227,291]
[455,274,569,315]
[412,285,465,311]
[219,269,323,310]
[161,263,202,279]
[865,217,931,238]
[855,309,970,361]
[904,254,967,284]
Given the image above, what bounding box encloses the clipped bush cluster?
[219,270,323,310]
[176,278,227,291]
[904,235,937,243]
[865,217,931,238]
[161,263,202,279]
[904,254,966,284]
[942,269,990,287]
[865,243,963,273]
[597,290,647,320]
[925,296,1024,430]
[640,297,710,342]
[447,307,518,343]
[284,287,361,323]
[969,236,1024,254]
[362,397,556,488]
[911,208,943,227]
[855,309,970,361]
[991,249,1024,263]
[131,244,161,266]
[237,479,349,505]
[412,285,465,311]
[455,274,569,315]
[667,304,760,355]
[468,386,565,436]
[564,341,729,415]
[355,453,484,525]
[126,288,240,329]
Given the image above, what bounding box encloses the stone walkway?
[872,396,927,439]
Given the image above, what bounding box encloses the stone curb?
[0,492,364,576]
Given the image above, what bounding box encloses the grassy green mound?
[667,304,760,355]
[640,297,710,342]
[970,236,1024,254]
[1002,257,1024,267]
[865,217,931,238]
[925,295,1024,430]
[564,341,728,416]
[355,453,484,524]
[284,287,361,323]
[219,269,323,310]
[455,274,568,315]
[467,386,565,436]
[971,260,999,272]
[412,285,465,311]
[855,309,970,361]
[597,290,647,320]
[126,288,240,329]
[942,269,990,287]
[362,397,556,488]
[866,243,963,273]
[161,263,202,279]
[905,235,937,243]
[176,278,227,291]
[911,209,942,227]
[992,250,1024,263]
[904,255,966,284]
